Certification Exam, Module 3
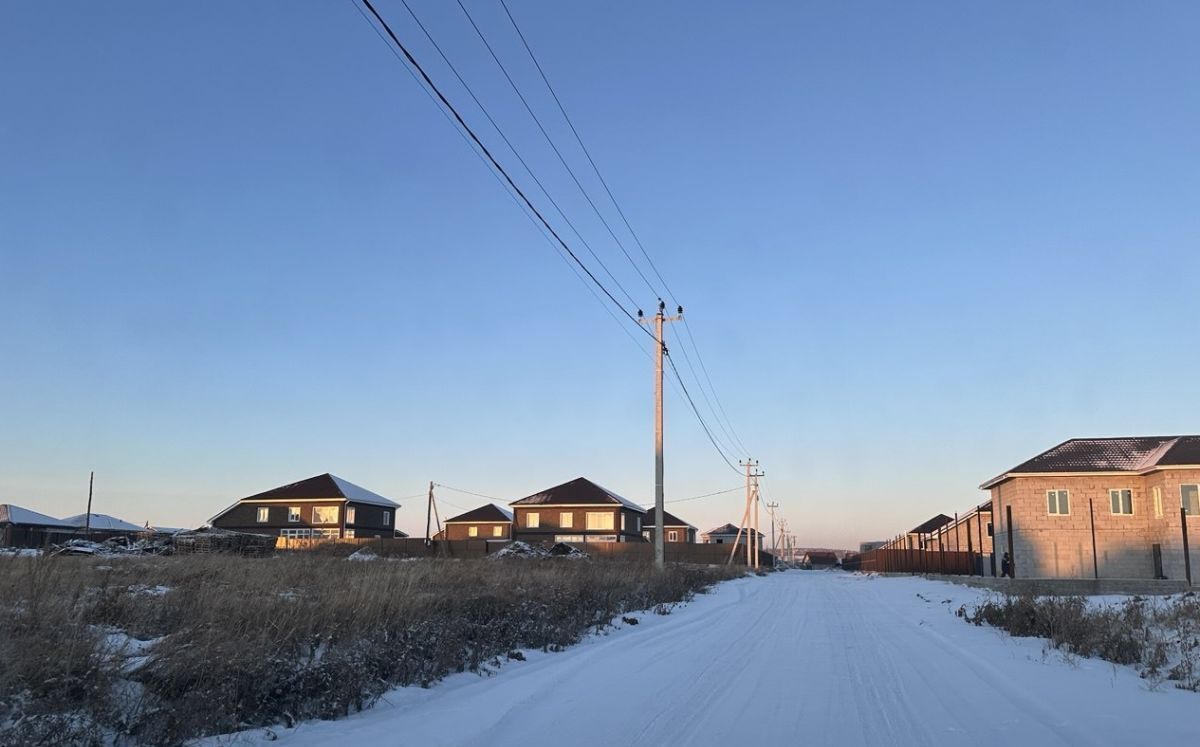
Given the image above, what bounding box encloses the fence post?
[1183,507,1192,587]
[1088,498,1099,580]
[966,515,975,576]
[1006,505,1016,579]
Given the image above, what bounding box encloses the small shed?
[0,504,79,548]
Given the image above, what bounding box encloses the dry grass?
[961,592,1200,690]
[0,554,740,746]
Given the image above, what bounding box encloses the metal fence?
[842,548,987,576]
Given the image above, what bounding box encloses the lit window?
[1154,487,1164,519]
[621,513,627,531]
[313,506,339,524]
[346,506,356,524]
[586,512,614,531]
[1109,489,1133,515]
[560,512,573,528]
[256,507,269,523]
[288,506,300,523]
[1046,490,1070,515]
[668,530,678,542]
[345,529,355,539]
[468,526,478,537]
[1183,485,1200,515]
[492,525,503,537]
[527,512,540,528]
[382,511,390,525]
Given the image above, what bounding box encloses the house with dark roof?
[700,523,765,547]
[210,473,400,542]
[801,550,840,569]
[981,436,1200,580]
[509,478,646,544]
[640,508,697,543]
[61,513,145,541]
[443,504,513,540]
[0,504,79,548]
[907,514,952,550]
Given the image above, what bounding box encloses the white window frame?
[312,506,339,525]
[526,512,540,528]
[256,506,269,523]
[1109,488,1133,515]
[1154,486,1164,519]
[382,511,390,526]
[586,512,614,531]
[492,525,503,537]
[1182,485,1200,516]
[288,506,301,523]
[279,528,311,540]
[345,529,355,539]
[668,529,678,542]
[560,511,573,528]
[621,513,627,531]
[1046,489,1070,515]
[468,526,478,537]
[346,506,356,524]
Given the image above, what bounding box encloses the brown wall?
[991,470,1200,580]
[511,506,646,543]
[444,522,511,540]
[641,526,695,543]
[213,500,396,538]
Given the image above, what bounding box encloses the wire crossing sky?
[2,1,1199,547]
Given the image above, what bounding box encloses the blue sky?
[2,2,1198,547]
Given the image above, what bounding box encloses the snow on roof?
[510,478,645,512]
[0,504,76,527]
[329,475,401,508]
[445,504,513,523]
[61,513,144,532]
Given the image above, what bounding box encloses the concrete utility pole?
[639,300,682,570]
[424,480,434,547]
[766,501,779,566]
[730,459,765,568]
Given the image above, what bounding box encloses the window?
[279,528,311,540]
[312,506,339,524]
[560,512,573,528]
[1046,490,1070,515]
[311,528,339,539]
[345,529,355,539]
[256,507,269,523]
[492,525,503,537]
[621,513,627,531]
[586,512,614,531]
[382,511,390,526]
[288,506,301,523]
[468,526,478,537]
[1183,485,1200,516]
[668,530,678,542]
[346,506,356,524]
[643,530,651,541]
[1154,486,1164,519]
[1109,489,1133,515]
[526,512,540,528]
[636,516,641,532]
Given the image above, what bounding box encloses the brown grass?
[0,554,741,745]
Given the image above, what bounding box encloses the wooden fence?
[842,548,987,576]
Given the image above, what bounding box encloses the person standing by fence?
[1001,552,1012,578]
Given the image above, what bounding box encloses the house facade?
[510,477,647,544]
[443,504,513,540]
[701,523,765,547]
[982,436,1200,580]
[641,508,697,543]
[801,550,840,569]
[210,473,400,541]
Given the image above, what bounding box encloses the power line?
[680,316,751,456]
[355,0,653,341]
[392,0,643,314]
[664,350,741,474]
[433,482,504,502]
[455,0,660,300]
[666,486,742,505]
[497,0,677,303]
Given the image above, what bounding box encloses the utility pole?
[84,471,94,540]
[766,501,779,567]
[733,459,764,568]
[639,300,682,570]
[425,480,434,547]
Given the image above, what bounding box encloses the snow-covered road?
[214,572,1200,746]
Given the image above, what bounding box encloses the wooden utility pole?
[84,471,94,540]
[639,300,682,570]
[424,480,434,547]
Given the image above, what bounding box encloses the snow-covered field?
[207,572,1199,746]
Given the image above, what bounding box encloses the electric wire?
[433,483,504,502]
[665,486,742,505]
[356,0,653,340]
[664,350,741,474]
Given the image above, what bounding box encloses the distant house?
[641,508,697,543]
[700,523,764,547]
[907,514,953,550]
[61,513,144,540]
[0,504,78,548]
[509,477,646,544]
[443,504,513,540]
[801,550,840,569]
[981,436,1200,580]
[210,473,400,541]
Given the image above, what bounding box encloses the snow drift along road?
[212,572,1200,746]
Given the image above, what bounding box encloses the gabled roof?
[445,503,513,524]
[909,514,952,535]
[0,504,76,528]
[510,477,645,512]
[61,513,143,532]
[640,508,696,529]
[702,523,763,538]
[981,436,1200,489]
[241,473,400,508]
[803,550,840,564]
